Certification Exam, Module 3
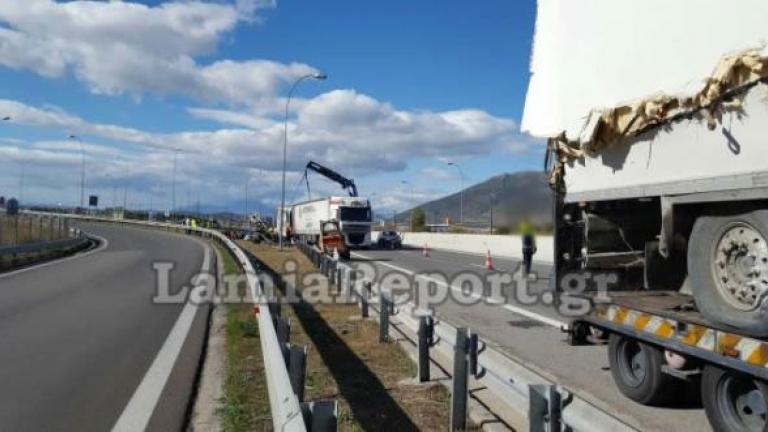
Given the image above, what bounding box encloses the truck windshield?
[339,207,371,222]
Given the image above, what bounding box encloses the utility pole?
[489,193,495,234]
[447,162,464,225]
[18,162,25,204]
[171,148,178,220]
[280,73,328,250]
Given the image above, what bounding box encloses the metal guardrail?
[25,212,327,432]
[0,234,86,257]
[297,242,637,432]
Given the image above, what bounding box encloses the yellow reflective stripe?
[655,321,674,339]
[679,325,706,346]
[633,313,651,331]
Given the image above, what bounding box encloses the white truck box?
[290,196,372,247]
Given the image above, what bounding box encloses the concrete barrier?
[373,231,554,264]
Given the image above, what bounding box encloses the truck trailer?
[523,1,768,431]
[287,196,372,247]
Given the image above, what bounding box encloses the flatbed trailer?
[572,291,768,431]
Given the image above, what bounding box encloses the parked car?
[377,230,402,249]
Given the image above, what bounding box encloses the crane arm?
[304,161,358,197]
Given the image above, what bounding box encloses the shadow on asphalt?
[349,256,392,263]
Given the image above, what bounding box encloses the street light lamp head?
[2,116,11,121]
[313,73,328,80]
[447,162,455,166]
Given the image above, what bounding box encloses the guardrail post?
[268,302,282,319]
[379,296,390,342]
[335,267,343,294]
[361,282,371,318]
[345,268,356,301]
[418,316,434,382]
[529,384,562,432]
[469,333,480,377]
[288,345,308,401]
[301,400,338,431]
[451,327,470,431]
[320,255,326,274]
[275,316,290,347]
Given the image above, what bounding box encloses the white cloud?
[0,0,315,105]
[420,167,457,182]
[0,1,540,209]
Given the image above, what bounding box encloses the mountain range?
[398,171,552,230]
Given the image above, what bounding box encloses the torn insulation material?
[546,49,768,186]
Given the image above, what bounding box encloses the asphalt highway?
[351,246,711,432]
[0,222,212,432]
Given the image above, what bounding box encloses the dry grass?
[237,242,451,432]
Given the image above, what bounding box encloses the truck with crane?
[281,161,373,248]
[523,1,768,430]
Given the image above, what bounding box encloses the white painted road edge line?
[0,233,109,280]
[352,251,568,329]
[112,243,212,432]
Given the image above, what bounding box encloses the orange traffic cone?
[423,242,431,258]
[485,249,494,270]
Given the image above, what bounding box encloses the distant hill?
[399,171,552,230]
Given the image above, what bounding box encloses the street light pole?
[69,135,86,208]
[401,180,414,231]
[171,148,178,220]
[279,72,327,250]
[489,192,496,234]
[447,162,464,225]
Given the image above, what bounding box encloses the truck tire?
[688,211,768,336]
[702,364,768,432]
[608,334,672,405]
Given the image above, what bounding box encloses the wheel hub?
[718,374,768,431]
[714,223,768,311]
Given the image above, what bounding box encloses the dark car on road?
[377,230,402,249]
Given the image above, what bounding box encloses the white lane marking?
[0,234,109,280]
[352,251,568,329]
[112,242,211,432]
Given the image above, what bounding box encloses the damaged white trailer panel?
[522,0,768,202]
[522,0,768,141]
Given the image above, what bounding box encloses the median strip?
[236,242,452,431]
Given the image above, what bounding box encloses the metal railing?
[297,242,637,432]
[24,212,334,432]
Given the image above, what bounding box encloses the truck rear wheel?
[702,364,768,432]
[688,211,768,336]
[608,334,672,405]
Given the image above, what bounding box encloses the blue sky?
[0,0,539,214]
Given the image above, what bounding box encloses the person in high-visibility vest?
[191,218,197,229]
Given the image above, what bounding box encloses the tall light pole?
[279,72,327,250]
[489,192,496,234]
[69,135,86,208]
[171,148,179,220]
[245,178,249,219]
[18,161,25,204]
[447,162,464,225]
[401,180,414,231]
